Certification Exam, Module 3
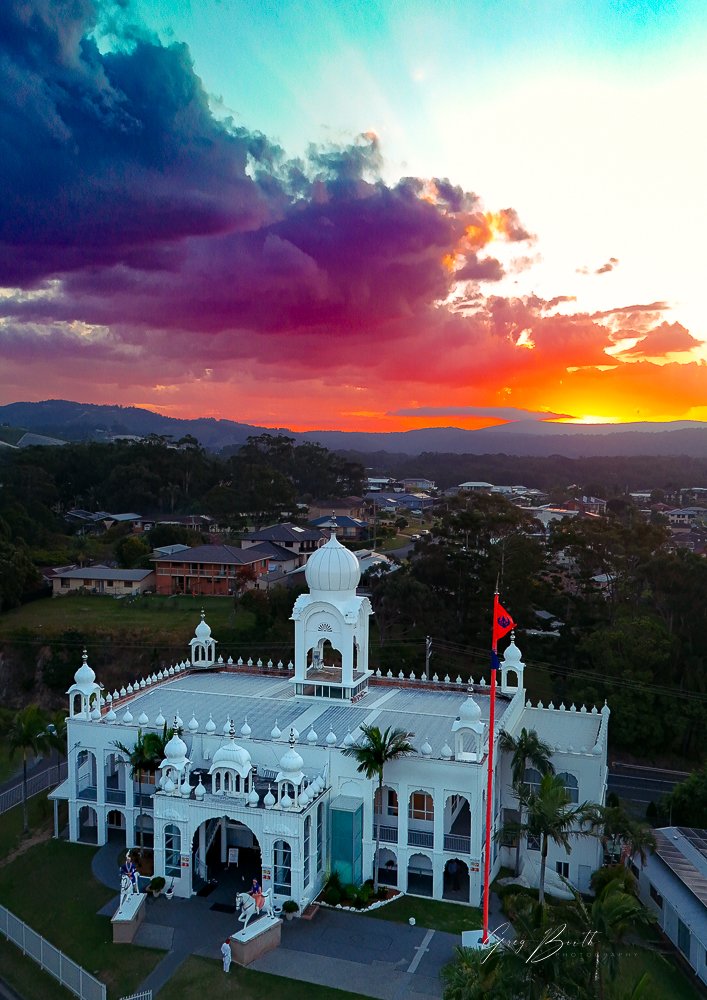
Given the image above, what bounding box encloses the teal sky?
[128,0,706,164]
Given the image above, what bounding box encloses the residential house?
[152,544,273,596]
[307,498,366,521]
[52,567,155,597]
[241,523,323,564]
[309,515,369,541]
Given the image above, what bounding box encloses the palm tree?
[113,728,170,851]
[567,881,656,1000]
[499,726,555,876]
[7,705,54,834]
[341,724,415,891]
[501,773,592,905]
[585,803,656,868]
[441,944,509,1000]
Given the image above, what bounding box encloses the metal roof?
[653,828,707,910]
[103,670,516,761]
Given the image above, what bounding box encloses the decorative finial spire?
[289,727,296,749]
[200,608,205,621]
[229,718,236,739]
[82,649,88,662]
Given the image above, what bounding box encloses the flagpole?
[481,592,498,945]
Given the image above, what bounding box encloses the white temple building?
[54,532,609,908]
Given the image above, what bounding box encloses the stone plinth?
[111,892,146,944]
[230,916,282,966]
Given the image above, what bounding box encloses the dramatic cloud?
[0,0,704,431]
[617,322,704,358]
[577,257,619,275]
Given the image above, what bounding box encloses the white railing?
[0,903,106,1000]
[0,762,68,816]
[120,991,152,1000]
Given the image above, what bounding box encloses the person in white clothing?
[221,938,232,973]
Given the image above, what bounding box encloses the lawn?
[160,956,371,1000]
[0,593,253,640]
[612,950,701,999]
[0,791,54,860]
[0,835,161,999]
[364,895,482,935]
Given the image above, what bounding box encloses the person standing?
[447,859,460,891]
[221,938,232,973]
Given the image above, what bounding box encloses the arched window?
[303,816,311,887]
[317,803,324,873]
[165,824,181,878]
[523,767,543,795]
[274,840,292,894]
[557,772,579,804]
[409,791,433,822]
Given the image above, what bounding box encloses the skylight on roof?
[292,526,304,532]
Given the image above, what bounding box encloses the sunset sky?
[1,0,706,431]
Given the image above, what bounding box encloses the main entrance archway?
[191,816,262,902]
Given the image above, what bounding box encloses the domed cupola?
[208,720,253,796]
[451,687,486,762]
[290,527,373,702]
[305,531,361,595]
[275,728,305,808]
[500,632,525,693]
[189,610,217,667]
[158,718,190,791]
[67,650,101,719]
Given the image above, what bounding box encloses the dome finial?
[200,608,205,621]
[289,727,296,749]
[229,718,236,739]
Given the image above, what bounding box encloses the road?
[607,762,690,813]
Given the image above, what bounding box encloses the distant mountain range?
[1,399,707,458]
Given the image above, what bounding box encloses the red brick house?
[153,543,272,596]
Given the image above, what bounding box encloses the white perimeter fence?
[0,903,106,1000]
[0,761,68,816]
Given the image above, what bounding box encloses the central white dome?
[305,533,360,593]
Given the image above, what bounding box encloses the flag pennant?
[492,594,515,649]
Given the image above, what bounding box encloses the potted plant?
[148,876,165,897]
[165,880,175,900]
[282,899,299,921]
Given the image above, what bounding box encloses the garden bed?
[316,886,401,913]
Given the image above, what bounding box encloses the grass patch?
[364,894,482,935]
[612,949,701,999]
[0,838,161,999]
[0,793,54,861]
[160,955,370,1000]
[0,936,74,1000]
[0,594,255,640]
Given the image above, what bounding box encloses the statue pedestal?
[112,893,146,944]
[230,916,282,966]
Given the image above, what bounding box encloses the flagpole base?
[461,929,502,951]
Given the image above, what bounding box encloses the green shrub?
[323,887,341,906]
[282,899,299,914]
[590,864,637,897]
[149,876,165,894]
[324,870,343,892]
[357,884,372,905]
[342,883,358,903]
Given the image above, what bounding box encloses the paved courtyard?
[93,841,460,998]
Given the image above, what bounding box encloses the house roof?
[243,523,322,543]
[309,515,367,528]
[246,541,301,562]
[55,568,154,582]
[152,544,270,566]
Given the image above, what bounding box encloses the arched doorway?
[443,858,470,902]
[407,853,433,897]
[377,847,398,887]
[106,809,127,845]
[78,804,98,844]
[134,812,154,850]
[192,816,262,905]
